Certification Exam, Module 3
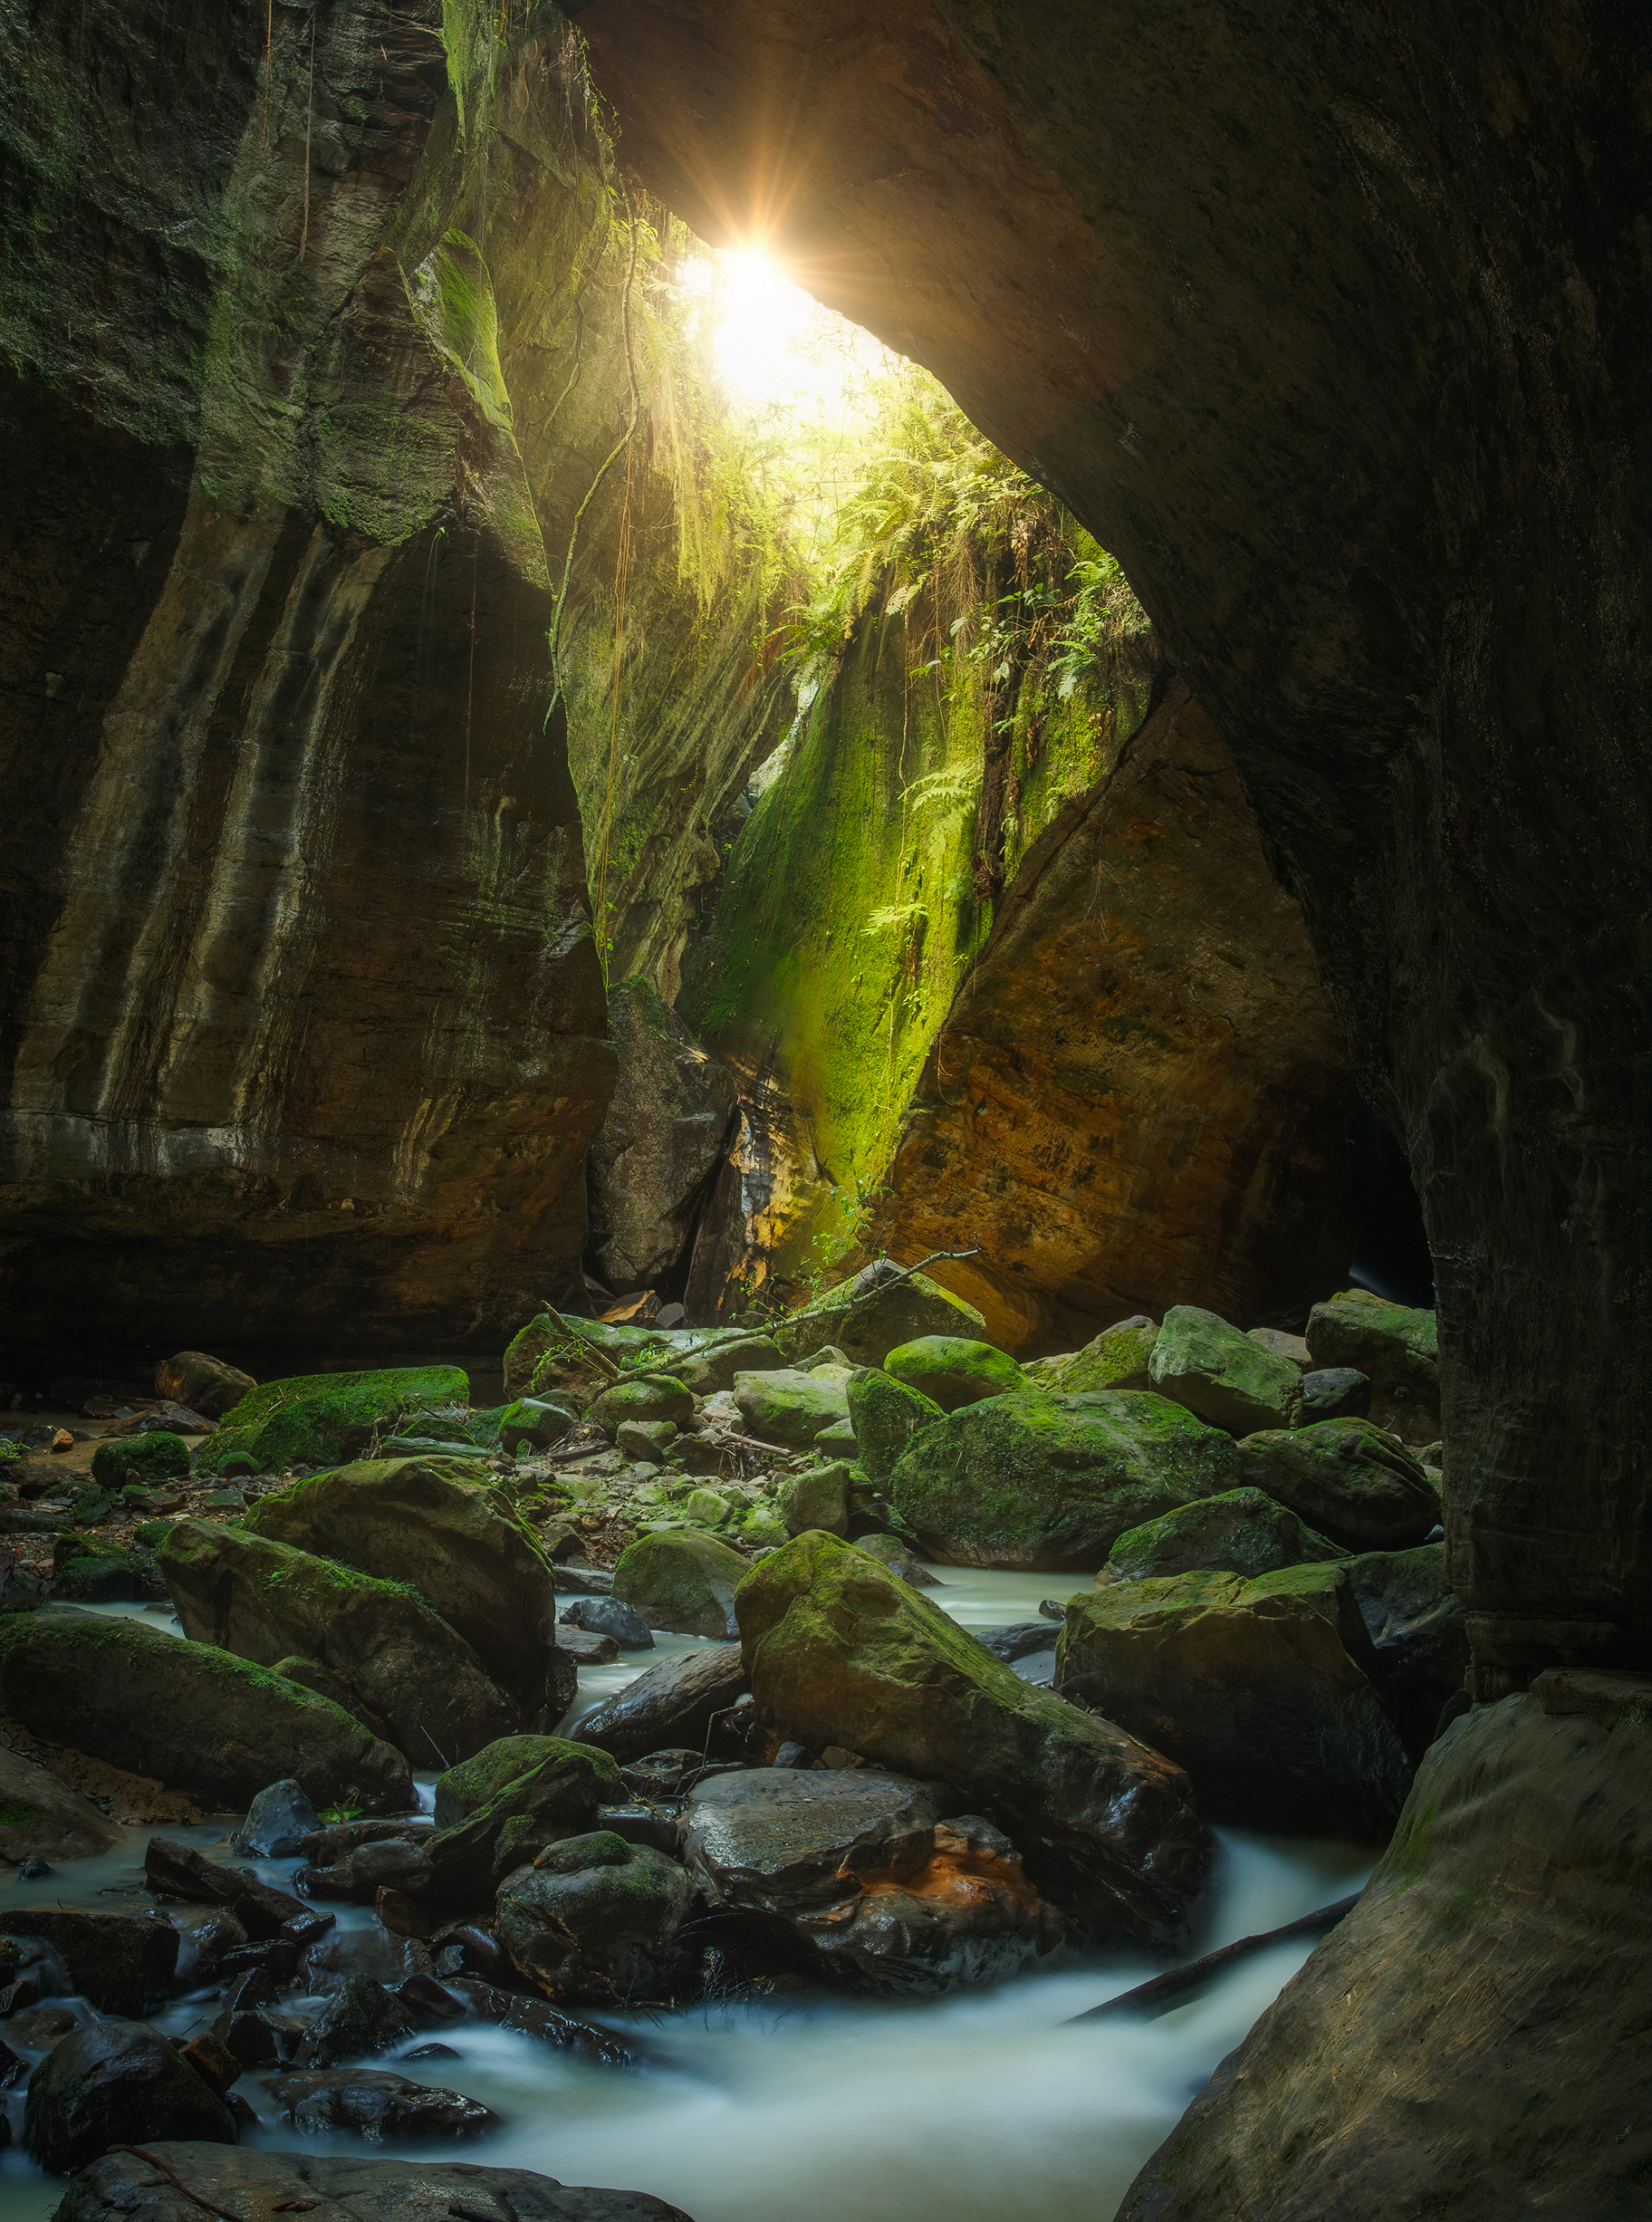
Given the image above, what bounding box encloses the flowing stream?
[1,1571,1374,2222]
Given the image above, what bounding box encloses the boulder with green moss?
[671,1334,786,1393]
[0,1741,120,1862]
[612,1529,747,1639]
[0,1605,409,1811]
[733,1367,850,1448]
[90,1432,191,1489]
[589,1375,694,1433]
[1105,1486,1346,1582]
[735,1530,1210,1945]
[1238,1419,1439,1550]
[890,1389,1242,1571]
[776,1460,852,1538]
[241,1457,561,1713]
[844,1370,939,1482]
[195,1366,469,1477]
[773,1264,994,1370]
[1058,1563,1414,1838]
[504,1314,667,1401]
[882,1336,1023,1410]
[1033,1316,1159,1395]
[50,1536,167,1603]
[1304,1291,1440,1443]
[495,1828,694,2003]
[1148,1307,1304,1434]
[418,1737,622,1912]
[158,1518,518,1765]
[495,1398,579,1454]
[434,1735,592,1828]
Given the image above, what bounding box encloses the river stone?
[419,1741,623,1913]
[558,1626,620,1665]
[1148,1306,1304,1434]
[195,1365,469,1478]
[241,1457,561,1714]
[1300,1366,1371,1421]
[853,1533,940,1584]
[670,1334,786,1393]
[1116,1675,1652,2222]
[90,1430,191,1489]
[261,2066,498,2139]
[1341,1542,1469,1752]
[234,1778,321,1858]
[882,1335,1023,1410]
[890,1389,1242,1571]
[1237,1419,1440,1551]
[1104,1487,1347,1582]
[2,1909,178,2017]
[295,1975,418,2067]
[735,1531,1212,1945]
[776,1461,852,1537]
[159,1518,518,1766]
[1303,1290,1440,1445]
[60,2141,697,2222]
[846,1371,944,1482]
[570,1644,748,1763]
[562,1595,654,1649]
[681,1767,942,1913]
[0,1606,409,1812]
[0,1742,120,1864]
[495,1829,694,2003]
[732,1368,850,1448]
[434,1736,609,1829]
[612,1529,747,1639]
[1058,1563,1415,1839]
[772,1262,993,1370]
[1040,1317,1160,1395]
[497,1398,580,1454]
[156,1351,257,1418]
[24,2021,235,2173]
[589,1376,695,1433]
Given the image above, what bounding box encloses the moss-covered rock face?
[847,1371,943,1483]
[1149,1307,1304,1435]
[883,1336,1023,1411]
[612,1530,747,1640]
[732,1369,849,1448]
[495,1830,693,2003]
[158,1517,518,1765]
[1105,1487,1346,1583]
[1059,1564,1415,1839]
[890,1389,1242,1572]
[734,1530,1211,1945]
[0,1606,409,1812]
[434,1735,600,1831]
[196,1368,469,1478]
[1238,1420,1440,1553]
[90,1432,192,1488]
[240,1457,557,1711]
[1305,1294,1440,1446]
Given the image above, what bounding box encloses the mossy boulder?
[90,1432,191,1488]
[1238,1419,1440,1551]
[670,1334,786,1393]
[51,1536,167,1603]
[1148,1306,1304,1434]
[495,1829,694,2003]
[890,1389,1242,1571]
[1304,1291,1440,1444]
[155,1351,256,1419]
[776,1460,853,1538]
[1058,1563,1415,1839]
[1034,1317,1160,1396]
[773,1265,994,1370]
[418,1738,622,1913]
[733,1367,850,1447]
[495,1399,579,1454]
[734,1530,1211,1945]
[504,1313,674,1401]
[882,1335,1023,1411]
[241,1457,559,1712]
[848,1370,944,1481]
[0,1606,409,1811]
[195,1365,469,1477]
[434,1734,597,1829]
[588,1375,694,1433]
[1105,1486,1346,1583]
[158,1518,518,1765]
[612,1528,748,1639]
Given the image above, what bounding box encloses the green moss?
[198,1364,468,1477]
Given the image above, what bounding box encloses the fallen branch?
[536,1302,623,1381]
[1065,1892,1361,2025]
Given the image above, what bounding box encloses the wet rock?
[732,1367,850,1448]
[262,2064,502,2139]
[159,1518,519,1765]
[612,1530,746,1639]
[1300,1367,1371,1421]
[561,1596,654,1650]
[441,1979,642,2069]
[979,1622,1069,1663]
[435,1739,580,1831]
[176,2028,242,2098]
[682,1767,940,1913]
[24,2019,235,2173]
[1104,1487,1346,1583]
[155,1352,258,1419]
[882,1335,1023,1410]
[241,1456,560,1714]
[1059,1563,1415,1839]
[1342,1543,1469,1752]
[851,1533,940,1584]
[846,1371,943,1482]
[0,1542,51,1611]
[589,1376,696,1433]
[299,1926,432,1996]
[1236,1419,1440,1551]
[1303,1291,1440,1446]
[1148,1306,1304,1435]
[0,1744,120,1863]
[891,1389,1241,1571]
[195,1365,471,1478]
[211,2006,282,2069]
[419,1742,623,1914]
[7,2004,77,2044]
[294,1975,417,2067]
[145,1837,324,1943]
[558,1626,620,1666]
[775,1459,852,1538]
[89,1431,192,1489]
[495,1830,693,2004]
[773,1263,993,1370]
[571,1645,749,1764]
[1,1909,178,2017]
[234,1779,322,1859]
[598,1804,683,1856]
[736,1532,1211,1945]
[0,1606,410,1813]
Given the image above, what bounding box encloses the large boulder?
[0,1743,120,1863]
[772,1262,994,1369]
[669,1334,786,1393]
[1030,1317,1159,1395]
[195,1365,470,1478]
[0,1606,410,1812]
[1303,1291,1440,1445]
[3,1909,178,2016]
[158,1518,518,1765]
[732,1367,850,1448]
[90,1430,191,1489]
[1117,1673,1652,2222]
[735,1531,1212,1945]
[495,1828,694,2003]
[24,2022,236,2173]
[434,1735,578,1828]
[1058,1563,1415,1839]
[588,975,738,1289]
[612,1530,748,1639]
[882,1336,1023,1410]
[155,1351,257,1419]
[503,1313,687,1401]
[241,1457,561,1712]
[569,1644,748,1763]
[1105,1487,1345,1583]
[1148,1306,1304,1434]
[775,1459,852,1537]
[589,1375,695,1433]
[1237,1419,1440,1551]
[846,1370,942,1481]
[890,1389,1242,1571]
